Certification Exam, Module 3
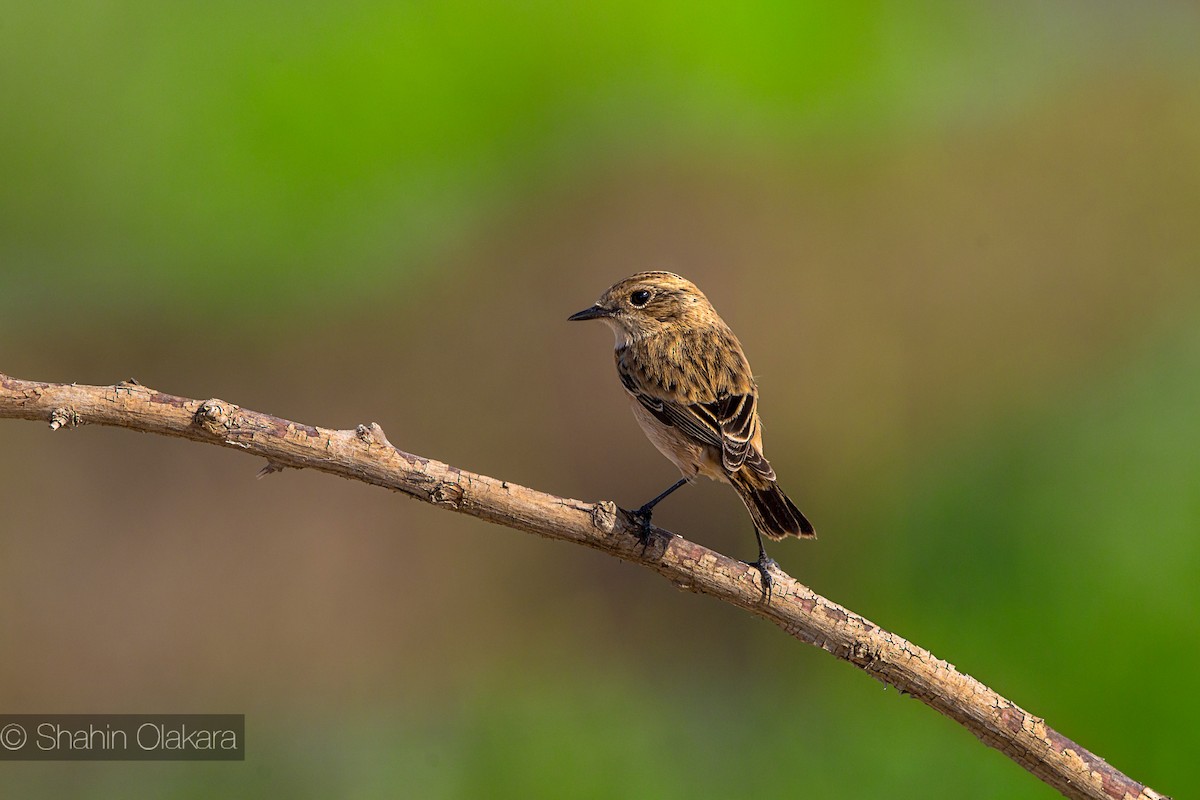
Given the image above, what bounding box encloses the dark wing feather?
[711,393,755,470]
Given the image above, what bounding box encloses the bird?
[568,271,814,597]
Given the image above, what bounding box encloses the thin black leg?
[636,477,689,518]
[631,477,689,551]
[746,525,778,602]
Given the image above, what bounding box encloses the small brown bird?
[569,271,814,594]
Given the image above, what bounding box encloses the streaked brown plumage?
[569,272,813,591]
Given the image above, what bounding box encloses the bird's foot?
[743,555,779,602]
[631,505,664,557]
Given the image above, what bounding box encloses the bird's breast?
[627,395,727,483]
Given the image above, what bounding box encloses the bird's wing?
[617,357,775,481]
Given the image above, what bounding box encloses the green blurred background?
[2,1,1198,797]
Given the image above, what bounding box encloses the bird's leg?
[745,525,779,602]
[631,477,689,549]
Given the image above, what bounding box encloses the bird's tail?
[731,474,815,541]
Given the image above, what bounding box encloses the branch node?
[355,422,394,449]
[589,500,618,533]
[194,398,233,436]
[48,406,81,431]
[849,639,883,670]
[430,480,464,508]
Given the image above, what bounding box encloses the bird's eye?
[629,289,652,307]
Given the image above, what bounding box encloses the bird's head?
[568,272,714,346]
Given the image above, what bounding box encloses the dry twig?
[0,373,1166,800]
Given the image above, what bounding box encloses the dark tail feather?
[733,477,815,541]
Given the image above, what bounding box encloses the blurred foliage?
[2,2,1199,798]
[3,1,1194,320]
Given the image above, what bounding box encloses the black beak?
[567,304,610,322]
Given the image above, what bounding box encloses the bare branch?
[0,373,1166,800]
